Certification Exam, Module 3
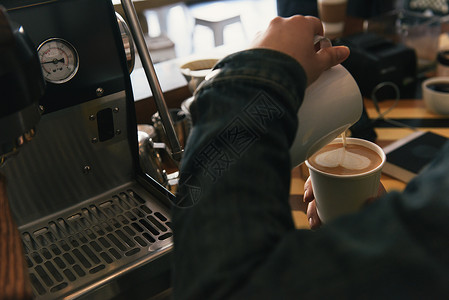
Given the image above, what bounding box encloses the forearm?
[0,174,33,299]
[172,49,307,299]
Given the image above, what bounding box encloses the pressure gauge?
[37,38,79,84]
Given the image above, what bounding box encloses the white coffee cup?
[305,137,386,223]
[422,77,449,115]
[289,64,363,167]
[180,58,219,93]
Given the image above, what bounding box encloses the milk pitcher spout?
[290,64,363,167]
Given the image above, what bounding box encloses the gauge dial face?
[37,38,79,84]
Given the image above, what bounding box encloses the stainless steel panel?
[4,92,133,226]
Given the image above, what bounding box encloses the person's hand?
[250,15,350,86]
[303,177,387,229]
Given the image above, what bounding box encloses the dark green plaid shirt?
[173,49,449,299]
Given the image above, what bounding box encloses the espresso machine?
[0,0,180,298]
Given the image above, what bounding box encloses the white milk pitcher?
[289,64,363,167]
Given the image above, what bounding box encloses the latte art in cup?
[314,146,370,170]
[308,143,382,175]
[305,138,386,223]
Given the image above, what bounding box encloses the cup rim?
[422,76,449,95]
[305,137,386,178]
[179,58,219,72]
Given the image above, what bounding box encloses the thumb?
[318,45,350,70]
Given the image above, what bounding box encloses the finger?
[364,182,387,207]
[364,196,377,206]
[304,16,324,37]
[378,182,386,197]
[317,45,350,71]
[303,177,314,203]
[314,36,332,52]
[306,200,322,229]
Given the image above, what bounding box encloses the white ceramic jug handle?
[313,35,332,49]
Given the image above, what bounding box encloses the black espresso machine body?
[2,0,174,298]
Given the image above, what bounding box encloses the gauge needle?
[41,58,65,65]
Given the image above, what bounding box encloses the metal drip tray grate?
[20,182,173,299]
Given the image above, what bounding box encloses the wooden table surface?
[290,97,449,229]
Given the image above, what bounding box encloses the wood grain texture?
[0,174,32,300]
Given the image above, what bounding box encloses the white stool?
[191,3,246,47]
[152,3,190,36]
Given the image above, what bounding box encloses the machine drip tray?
[19,182,173,299]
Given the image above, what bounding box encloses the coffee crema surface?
[308,143,382,175]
